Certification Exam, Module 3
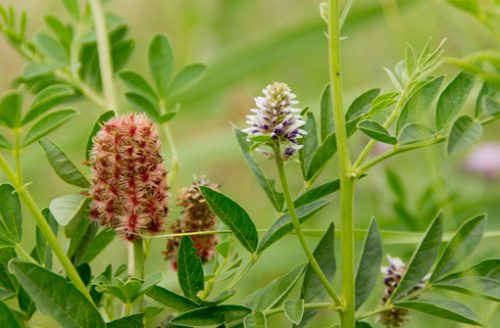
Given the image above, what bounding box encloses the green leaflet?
[200,186,258,253]
[9,261,105,328]
[435,71,475,130]
[117,70,157,100]
[391,213,443,301]
[257,201,328,254]
[177,236,204,301]
[0,184,22,244]
[283,299,304,325]
[358,120,397,144]
[298,223,335,327]
[396,75,444,134]
[170,305,251,327]
[243,311,267,328]
[23,84,74,125]
[167,63,207,97]
[148,34,173,98]
[431,214,486,282]
[447,115,483,155]
[21,109,77,147]
[235,128,284,212]
[355,218,382,310]
[146,285,199,313]
[395,298,483,326]
[39,137,90,188]
[245,264,306,311]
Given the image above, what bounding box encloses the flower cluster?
[164,176,220,269]
[244,82,306,158]
[379,256,427,327]
[89,113,169,241]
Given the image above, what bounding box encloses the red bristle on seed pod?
[89,113,169,240]
[164,176,220,270]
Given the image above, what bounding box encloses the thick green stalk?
[274,147,341,307]
[88,0,118,112]
[0,155,92,302]
[133,239,145,312]
[328,1,355,326]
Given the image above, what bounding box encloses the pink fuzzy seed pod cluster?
[89,113,169,241]
[164,176,220,270]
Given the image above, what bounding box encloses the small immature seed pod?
[164,176,220,269]
[379,256,427,328]
[243,82,306,159]
[89,113,169,240]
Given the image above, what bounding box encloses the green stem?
[133,239,145,312]
[274,146,341,306]
[15,244,37,263]
[88,0,118,112]
[13,128,22,185]
[358,136,447,174]
[0,155,92,302]
[328,1,355,326]
[225,256,256,290]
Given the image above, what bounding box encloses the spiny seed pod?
[379,256,427,328]
[164,176,219,270]
[89,113,169,240]
[243,82,306,159]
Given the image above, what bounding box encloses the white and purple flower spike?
[243,82,307,159]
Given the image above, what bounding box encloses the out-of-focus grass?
[0,0,499,327]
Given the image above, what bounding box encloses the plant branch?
[328,0,355,325]
[88,0,118,112]
[133,239,144,313]
[274,146,341,306]
[0,154,93,302]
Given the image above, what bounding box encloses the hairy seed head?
[164,176,219,269]
[89,113,169,240]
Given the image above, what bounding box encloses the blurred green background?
[0,0,499,327]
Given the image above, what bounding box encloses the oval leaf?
[23,84,75,125]
[298,223,335,327]
[245,264,306,311]
[435,71,475,131]
[391,213,443,301]
[257,201,328,254]
[39,138,90,188]
[345,88,380,121]
[200,186,258,253]
[320,85,334,141]
[244,311,267,328]
[148,34,173,98]
[0,91,22,128]
[435,276,500,301]
[106,314,143,328]
[293,179,339,208]
[358,120,397,144]
[9,260,105,328]
[167,63,207,96]
[177,236,204,301]
[49,194,87,226]
[235,129,284,211]
[355,218,382,310]
[170,305,251,327]
[299,112,319,177]
[21,109,77,147]
[447,115,483,155]
[431,214,486,282]
[117,71,157,100]
[395,298,483,326]
[399,123,434,145]
[124,92,159,121]
[0,300,23,328]
[146,285,198,313]
[0,184,22,244]
[284,299,304,325]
